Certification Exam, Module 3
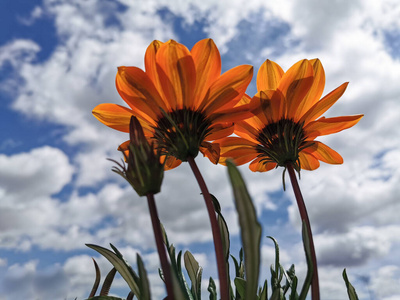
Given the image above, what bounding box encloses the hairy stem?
[188,156,229,300]
[286,163,320,300]
[146,193,174,299]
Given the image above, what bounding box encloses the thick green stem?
[188,156,229,300]
[286,163,320,300]
[146,193,174,299]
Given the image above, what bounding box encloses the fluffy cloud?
[1,0,399,298]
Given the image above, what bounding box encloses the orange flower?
[93,39,253,170]
[218,59,363,172]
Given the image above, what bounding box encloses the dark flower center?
[256,119,308,169]
[152,109,212,161]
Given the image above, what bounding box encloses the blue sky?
[1,0,400,299]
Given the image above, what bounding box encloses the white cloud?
[1,0,400,298]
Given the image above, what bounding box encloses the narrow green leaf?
[298,221,313,300]
[343,269,359,300]
[227,161,262,300]
[137,254,151,300]
[86,297,125,300]
[208,277,217,300]
[89,258,101,298]
[184,251,202,299]
[289,276,299,300]
[100,268,117,296]
[234,277,246,298]
[259,279,268,300]
[86,244,141,298]
[270,288,284,300]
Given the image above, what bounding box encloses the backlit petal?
[302,141,343,164]
[210,104,253,123]
[249,157,276,172]
[116,66,165,125]
[256,59,284,91]
[299,151,320,170]
[162,155,182,170]
[218,136,258,152]
[92,103,133,132]
[234,121,261,144]
[278,59,314,120]
[204,123,234,141]
[300,82,348,125]
[304,115,363,139]
[156,40,196,109]
[144,40,169,109]
[296,59,326,118]
[200,141,220,164]
[191,39,221,108]
[202,65,253,114]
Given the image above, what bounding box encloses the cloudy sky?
[1,0,400,299]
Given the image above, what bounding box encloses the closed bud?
[110,116,164,196]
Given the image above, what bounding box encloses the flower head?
[110,116,164,196]
[93,39,253,169]
[218,59,363,172]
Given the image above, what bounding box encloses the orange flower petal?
[202,65,253,114]
[256,59,284,91]
[235,93,252,106]
[304,115,363,139]
[210,104,253,123]
[117,140,130,151]
[191,39,221,108]
[296,59,326,118]
[162,155,182,170]
[199,141,220,164]
[302,141,343,164]
[218,136,258,153]
[92,103,133,132]
[234,121,260,144]
[219,153,258,166]
[300,82,348,125]
[144,40,170,109]
[116,66,166,125]
[278,59,314,120]
[299,151,320,170]
[204,123,234,141]
[156,40,196,109]
[249,157,276,172]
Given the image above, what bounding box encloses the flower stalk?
[110,116,174,299]
[286,163,319,299]
[146,193,175,299]
[188,156,230,300]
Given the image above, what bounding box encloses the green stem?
[286,163,320,300]
[188,156,229,300]
[146,193,175,299]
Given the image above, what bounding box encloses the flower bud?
[110,116,164,196]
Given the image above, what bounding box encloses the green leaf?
[89,258,101,298]
[100,268,117,296]
[258,279,268,300]
[137,254,151,300]
[289,276,299,300]
[234,277,246,298]
[270,288,284,300]
[343,269,359,300]
[86,297,124,300]
[227,161,262,300]
[208,277,217,300]
[86,244,140,298]
[298,221,313,300]
[184,251,202,300]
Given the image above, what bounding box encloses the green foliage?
[343,269,359,300]
[83,162,361,300]
[227,160,262,300]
